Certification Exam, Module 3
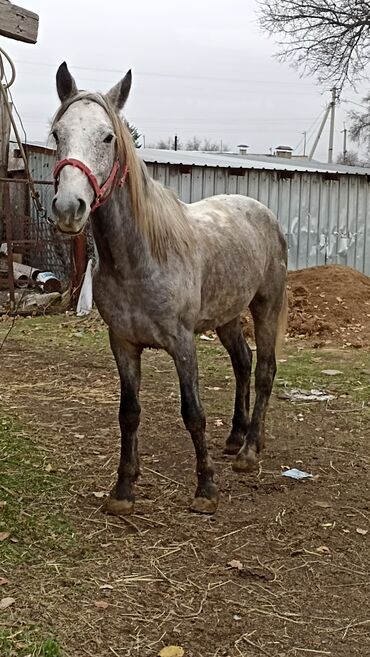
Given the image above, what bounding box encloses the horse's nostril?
[52,197,57,211]
[77,198,86,216]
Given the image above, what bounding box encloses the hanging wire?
[293,107,328,154]
[0,48,46,218]
[0,47,16,88]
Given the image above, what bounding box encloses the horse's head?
[51,62,132,235]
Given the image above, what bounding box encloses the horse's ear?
[106,70,132,111]
[56,62,78,102]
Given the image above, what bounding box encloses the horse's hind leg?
[216,317,252,454]
[233,293,281,472]
[171,332,218,514]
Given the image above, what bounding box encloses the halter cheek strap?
[53,158,128,212]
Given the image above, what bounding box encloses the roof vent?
[274,145,293,159]
[237,144,249,155]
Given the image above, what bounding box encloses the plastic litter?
[278,388,335,402]
[282,468,313,480]
[77,259,93,316]
[321,369,342,376]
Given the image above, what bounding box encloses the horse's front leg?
[103,330,142,516]
[171,334,219,514]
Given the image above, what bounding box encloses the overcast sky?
[2,0,369,161]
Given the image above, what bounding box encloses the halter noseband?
[53,157,128,213]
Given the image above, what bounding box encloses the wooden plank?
[0,87,11,239]
[0,0,39,43]
[0,91,11,174]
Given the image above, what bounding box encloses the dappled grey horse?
[51,63,287,515]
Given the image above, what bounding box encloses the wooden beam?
[0,86,11,239]
[0,0,39,44]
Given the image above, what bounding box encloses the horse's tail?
[275,286,288,360]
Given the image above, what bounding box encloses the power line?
[342,98,369,109]
[13,58,316,89]
[293,107,328,153]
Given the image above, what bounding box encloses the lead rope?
[0,47,46,218]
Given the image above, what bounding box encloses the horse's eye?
[104,134,114,144]
[52,131,59,143]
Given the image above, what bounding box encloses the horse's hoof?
[103,496,134,516]
[224,442,243,455]
[190,496,218,514]
[232,447,257,472]
[224,433,245,455]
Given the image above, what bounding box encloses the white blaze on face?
[52,100,116,234]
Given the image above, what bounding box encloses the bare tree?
[348,95,370,152]
[185,137,229,151]
[336,150,364,166]
[185,136,202,151]
[150,136,229,151]
[203,138,221,152]
[258,1,370,90]
[154,138,171,149]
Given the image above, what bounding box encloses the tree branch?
[258,0,370,88]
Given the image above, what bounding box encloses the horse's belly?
[195,289,254,332]
[195,256,263,331]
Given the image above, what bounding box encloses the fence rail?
[0,177,85,312]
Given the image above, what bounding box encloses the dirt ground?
[241,264,370,348]
[0,266,370,657]
[0,308,369,657]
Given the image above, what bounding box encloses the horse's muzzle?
[52,194,88,234]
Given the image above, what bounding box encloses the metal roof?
[140,148,370,176]
[10,142,370,177]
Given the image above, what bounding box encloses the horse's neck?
[91,188,147,273]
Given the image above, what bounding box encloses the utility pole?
[309,87,338,161]
[341,123,347,163]
[174,135,178,151]
[309,103,331,160]
[328,87,337,164]
[302,131,307,156]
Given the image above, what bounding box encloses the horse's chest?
[92,269,167,347]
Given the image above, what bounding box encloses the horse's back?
[186,194,287,332]
[188,193,278,230]
[187,193,285,271]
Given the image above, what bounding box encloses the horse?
[51,62,288,516]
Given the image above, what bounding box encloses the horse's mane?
[52,92,194,262]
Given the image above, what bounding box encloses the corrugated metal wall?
[147,163,370,275]
[26,146,370,275]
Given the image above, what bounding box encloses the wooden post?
[0,85,11,239]
[0,0,39,250]
[0,0,39,44]
[4,182,15,310]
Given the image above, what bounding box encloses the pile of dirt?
[242,265,370,346]
[287,265,370,345]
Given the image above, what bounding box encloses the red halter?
[53,157,128,213]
